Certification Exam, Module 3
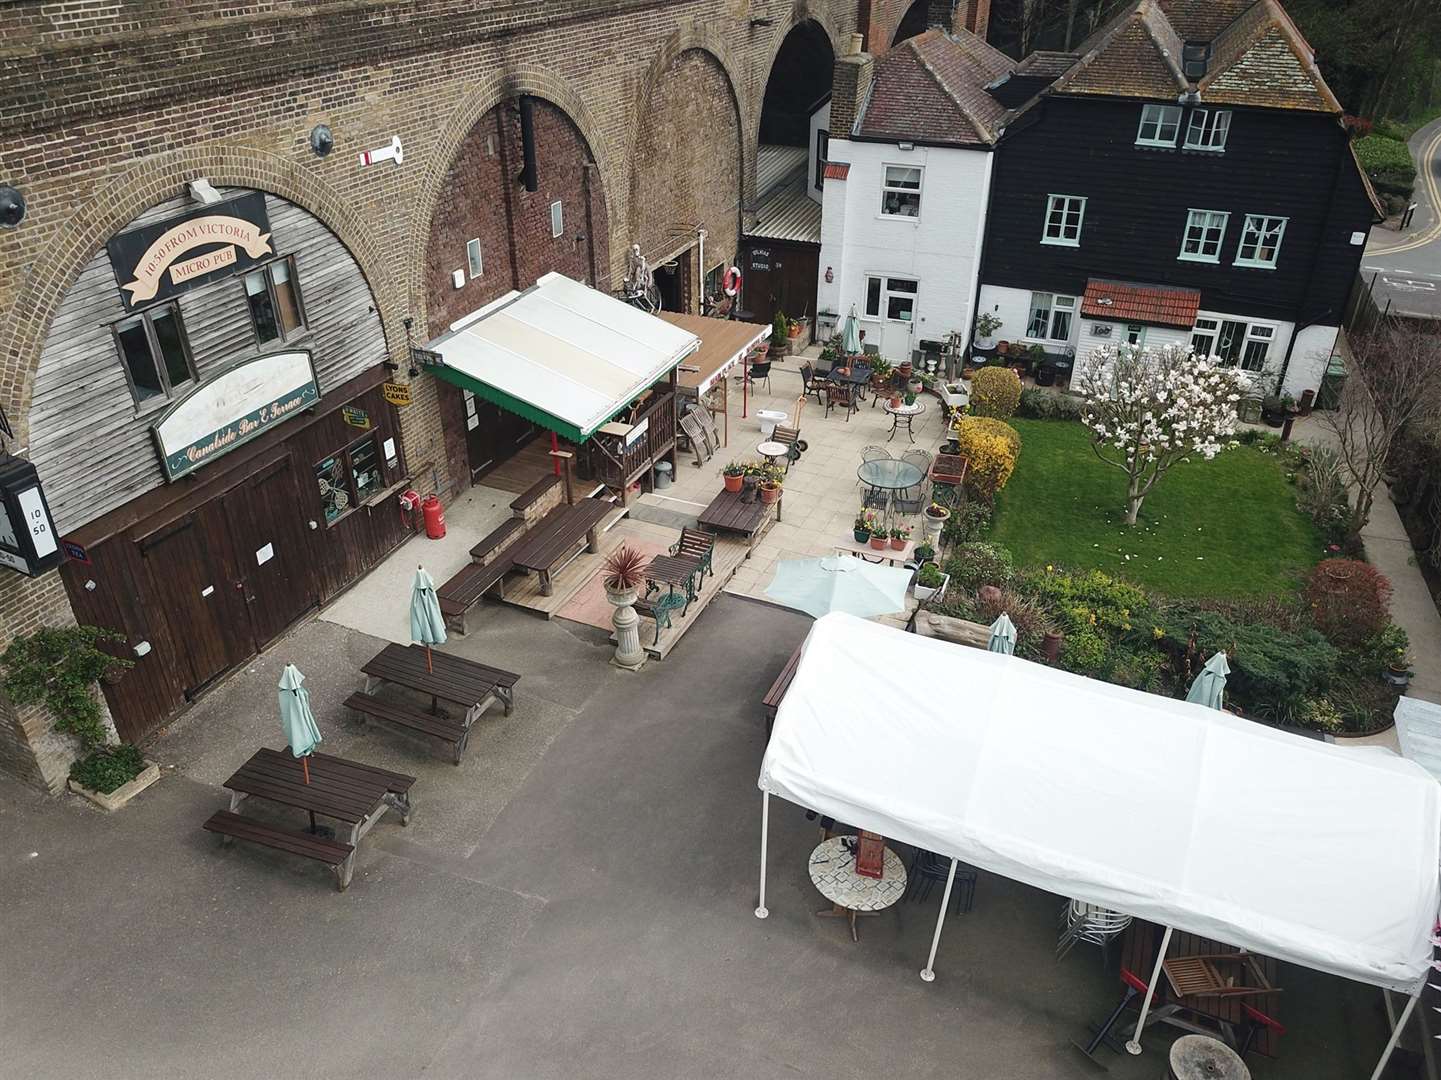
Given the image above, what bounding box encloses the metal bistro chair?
[905,849,977,915]
[1056,899,1132,966]
[799,362,830,409]
[747,358,773,394]
[856,446,889,488]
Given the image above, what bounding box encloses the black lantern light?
[309,124,334,158]
[0,185,26,228]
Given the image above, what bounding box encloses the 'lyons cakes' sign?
[107,191,273,310]
[152,351,319,480]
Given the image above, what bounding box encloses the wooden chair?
[799,362,830,408]
[670,526,715,591]
[772,396,806,472]
[825,383,858,420]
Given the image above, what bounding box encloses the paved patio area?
[649,354,953,600]
[0,598,1391,1079]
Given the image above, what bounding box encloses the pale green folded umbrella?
[987,613,1017,655]
[841,306,862,356]
[278,663,321,786]
[410,565,447,673]
[765,556,910,620]
[1186,651,1230,710]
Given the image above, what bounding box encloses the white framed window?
[465,238,483,279]
[1179,209,1230,263]
[1240,324,1275,371]
[550,201,564,239]
[1136,104,1182,147]
[1026,292,1077,343]
[1184,109,1231,151]
[1125,324,1146,346]
[864,276,882,318]
[862,275,919,321]
[1192,315,1276,372]
[1042,194,1086,246]
[1235,215,1287,268]
[880,165,922,218]
[1191,316,1220,357]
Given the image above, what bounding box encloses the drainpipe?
[698,228,707,310]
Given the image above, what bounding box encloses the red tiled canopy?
[1080,279,1201,330]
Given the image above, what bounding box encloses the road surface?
[1363,116,1441,321]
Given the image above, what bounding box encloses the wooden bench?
[510,474,563,525]
[509,498,614,596]
[438,557,514,634]
[344,691,474,764]
[670,526,715,589]
[469,517,526,565]
[761,643,804,735]
[203,810,356,891]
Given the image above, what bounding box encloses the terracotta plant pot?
[890,536,906,551]
[889,394,902,409]
[997,341,1010,355]
[869,535,887,550]
[723,473,743,493]
[758,482,781,505]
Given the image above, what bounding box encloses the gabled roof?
[1045,0,1341,114]
[856,27,1013,146]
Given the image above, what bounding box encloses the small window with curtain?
[1026,292,1076,342]
[244,256,306,345]
[880,165,922,218]
[113,301,195,405]
[1235,215,1287,268]
[1184,109,1231,151]
[1179,209,1230,263]
[1136,104,1182,147]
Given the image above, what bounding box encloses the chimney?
[957,0,991,40]
[830,36,874,136]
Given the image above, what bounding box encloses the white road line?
[1365,267,1441,280]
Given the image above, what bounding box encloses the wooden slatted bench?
[438,557,514,635]
[203,810,356,891]
[761,643,804,735]
[470,517,526,565]
[344,691,474,764]
[510,474,562,524]
[509,498,613,596]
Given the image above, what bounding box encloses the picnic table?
[362,642,517,715]
[205,748,416,890]
[698,488,781,555]
[509,497,613,595]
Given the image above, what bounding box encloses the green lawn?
[990,419,1324,597]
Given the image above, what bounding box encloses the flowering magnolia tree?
[1076,343,1244,526]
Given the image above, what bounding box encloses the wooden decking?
[482,436,569,496]
[494,505,630,617]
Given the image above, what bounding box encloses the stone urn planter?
[922,504,949,548]
[607,586,645,671]
[69,760,162,812]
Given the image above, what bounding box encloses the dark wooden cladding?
[59,372,412,743]
[981,98,1376,326]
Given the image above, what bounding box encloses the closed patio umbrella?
[987,613,1017,655]
[841,305,861,356]
[765,556,910,620]
[278,663,321,791]
[410,565,447,673]
[1185,651,1230,710]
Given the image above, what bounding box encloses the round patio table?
[856,457,923,535]
[1168,1035,1249,1080]
[809,836,906,943]
[883,400,925,443]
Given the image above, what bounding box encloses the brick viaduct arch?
[1,145,396,448]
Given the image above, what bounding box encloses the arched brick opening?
[893,0,931,45]
[2,146,395,448]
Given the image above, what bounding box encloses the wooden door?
[138,508,250,694]
[465,392,506,480]
[746,246,776,325]
[222,458,316,650]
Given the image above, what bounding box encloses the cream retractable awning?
[428,273,700,442]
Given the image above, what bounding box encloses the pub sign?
[107,191,273,311]
[0,456,62,577]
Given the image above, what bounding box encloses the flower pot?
[913,573,949,603]
[996,341,1010,355]
[889,536,906,551]
[898,360,913,378]
[1384,667,1412,688]
[889,394,902,409]
[853,529,871,544]
[758,482,781,505]
[1042,631,1064,665]
[869,535,887,550]
[723,473,743,493]
[974,333,995,350]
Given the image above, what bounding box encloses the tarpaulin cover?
[759,613,1440,992]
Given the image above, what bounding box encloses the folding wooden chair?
[679,409,712,467]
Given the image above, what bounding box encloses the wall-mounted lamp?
[0,185,26,228]
[310,123,334,158]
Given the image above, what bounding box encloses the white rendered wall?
[817,138,993,358]
[1284,324,1339,398]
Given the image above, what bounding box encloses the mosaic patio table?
[808,835,907,943]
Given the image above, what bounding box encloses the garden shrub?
[1018,567,1153,681]
[1296,697,1344,734]
[954,416,1021,498]
[1017,388,1086,421]
[1353,135,1416,198]
[1303,559,1392,647]
[943,542,1014,593]
[969,367,1022,419]
[69,743,146,794]
[973,585,1057,652]
[940,499,992,545]
[1291,444,1352,548]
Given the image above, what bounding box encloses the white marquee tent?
[755,614,1440,1071]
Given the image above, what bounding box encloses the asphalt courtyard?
[0,598,1392,1079]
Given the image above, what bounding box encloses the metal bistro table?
[809,835,907,942]
[829,364,874,403]
[883,399,925,443]
[856,457,923,536]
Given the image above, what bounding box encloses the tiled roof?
[857,28,1013,146]
[822,162,850,180]
[1048,0,1341,113]
[1081,279,1201,329]
[1013,51,1081,78]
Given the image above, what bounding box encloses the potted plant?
[903,390,917,407]
[913,542,936,564]
[771,310,790,358]
[923,501,950,547]
[1378,624,1413,688]
[722,461,744,493]
[869,525,889,551]
[853,511,873,545]
[758,463,783,505]
[913,562,950,602]
[996,340,1010,356]
[603,545,649,670]
[0,625,156,811]
[974,312,1002,350]
[890,522,911,551]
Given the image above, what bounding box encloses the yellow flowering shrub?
[953,416,1021,497]
[969,366,1022,419]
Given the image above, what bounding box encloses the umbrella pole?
[301,756,310,785]
[1125,924,1172,1054]
[919,858,959,982]
[1370,988,1421,1080]
[755,791,770,919]
[426,644,433,674]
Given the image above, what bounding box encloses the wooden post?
[549,449,575,505]
[550,430,560,476]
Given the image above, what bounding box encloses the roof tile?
[1081,279,1201,329]
[857,28,1013,146]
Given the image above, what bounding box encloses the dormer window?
[1185,109,1232,151]
[1182,42,1212,81]
[1136,104,1182,148]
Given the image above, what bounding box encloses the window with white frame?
[864,276,882,318]
[880,165,922,218]
[1125,324,1146,346]
[863,275,919,321]
[1235,215,1287,268]
[1026,292,1077,342]
[1042,195,1086,246]
[1240,324,1275,370]
[1184,109,1231,151]
[1191,315,1275,372]
[550,201,564,239]
[1179,209,1230,263]
[466,238,483,279]
[1136,104,1182,147]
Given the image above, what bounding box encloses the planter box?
[68,761,161,812]
[913,573,950,604]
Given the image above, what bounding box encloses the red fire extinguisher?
[421,494,446,539]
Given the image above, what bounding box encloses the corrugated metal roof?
[746,179,822,245]
[757,144,808,200]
